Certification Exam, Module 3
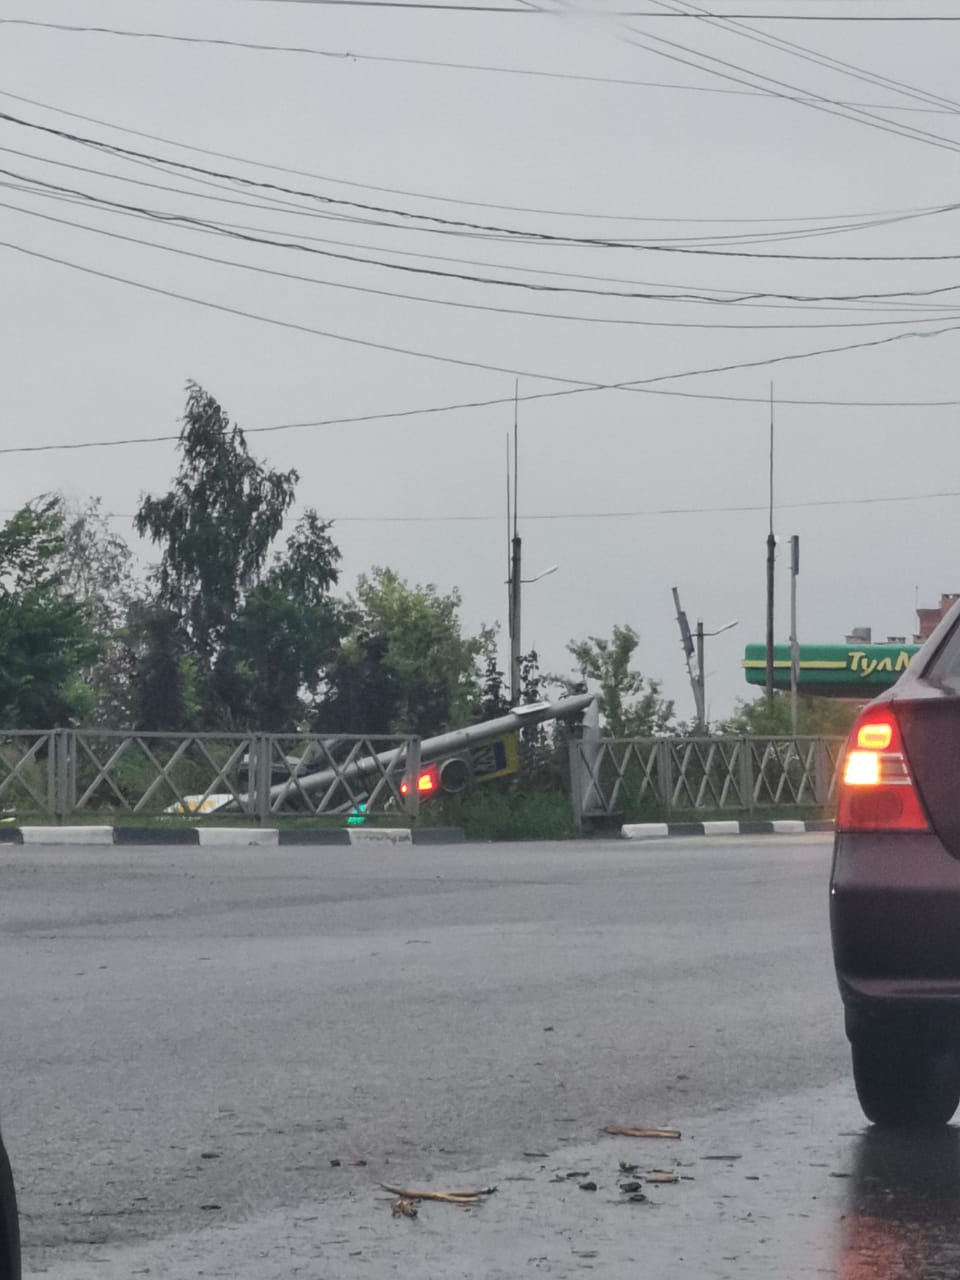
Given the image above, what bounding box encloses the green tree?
[136,382,298,663]
[211,513,344,729]
[319,568,484,736]
[58,497,137,629]
[54,497,141,725]
[133,385,342,729]
[127,603,195,731]
[0,499,98,726]
[719,693,856,738]
[558,624,674,737]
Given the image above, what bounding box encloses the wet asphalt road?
[0,834,956,1278]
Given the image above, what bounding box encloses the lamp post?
[695,618,739,732]
[508,559,558,705]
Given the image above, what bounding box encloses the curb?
[0,825,466,847]
[621,819,834,840]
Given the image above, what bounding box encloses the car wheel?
[0,1135,19,1280]
[851,1036,960,1129]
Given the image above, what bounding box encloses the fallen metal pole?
[199,693,595,815]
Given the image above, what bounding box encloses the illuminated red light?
[401,765,439,798]
[837,705,929,832]
[856,722,893,751]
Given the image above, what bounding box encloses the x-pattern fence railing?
[571,735,844,828]
[0,729,420,823]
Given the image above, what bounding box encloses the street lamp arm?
[521,564,559,585]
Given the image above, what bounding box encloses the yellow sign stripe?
[742,659,847,671]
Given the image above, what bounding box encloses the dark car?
[831,598,960,1127]
[0,1130,18,1280]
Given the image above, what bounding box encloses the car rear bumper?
[831,830,960,1035]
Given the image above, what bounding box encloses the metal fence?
[570,735,845,830]
[0,729,420,823]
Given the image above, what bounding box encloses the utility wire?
[620,22,960,165]
[12,166,960,313]
[5,107,960,260]
[7,192,955,332]
[24,488,960,526]
[655,0,960,113]
[4,86,945,231]
[2,24,956,119]
[2,382,958,461]
[6,130,936,251]
[323,490,960,523]
[5,232,960,429]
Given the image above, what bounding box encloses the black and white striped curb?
[0,826,465,847]
[621,819,835,840]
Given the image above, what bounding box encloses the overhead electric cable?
[5,108,960,259]
[618,13,960,160]
[3,21,956,119]
[0,87,952,225]
[5,233,960,398]
[7,193,955,332]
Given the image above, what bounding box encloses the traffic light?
[400,763,440,799]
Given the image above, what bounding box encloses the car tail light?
[837,705,930,832]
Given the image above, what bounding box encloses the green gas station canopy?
[743,642,920,698]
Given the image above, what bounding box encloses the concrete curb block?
[20,826,114,846]
[411,827,467,845]
[278,829,351,847]
[621,819,834,840]
[0,825,467,846]
[347,827,413,846]
[196,828,279,847]
[114,827,201,845]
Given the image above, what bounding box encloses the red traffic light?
[400,764,440,798]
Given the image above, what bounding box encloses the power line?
[9,223,960,378]
[196,1,960,13]
[2,380,958,461]
[6,106,960,260]
[659,0,960,113]
[326,489,960,522]
[5,20,957,119]
[5,86,948,231]
[619,6,960,163]
[4,233,960,459]
[7,127,936,252]
[9,191,957,332]
[12,489,960,525]
[12,165,960,314]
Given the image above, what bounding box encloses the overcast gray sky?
[2,0,959,720]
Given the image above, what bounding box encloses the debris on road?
[605,1126,681,1140]
[391,1198,419,1219]
[381,1184,497,1206]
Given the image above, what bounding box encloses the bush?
[421,780,573,841]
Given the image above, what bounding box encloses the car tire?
[0,1135,19,1280]
[851,1036,960,1129]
